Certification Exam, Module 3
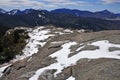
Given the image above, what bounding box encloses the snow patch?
[69,40,120,64]
[38,14,42,18]
[77,29,85,33]
[29,40,120,80]
[54,31,65,35]
[51,40,69,44]
[64,29,73,33]
[76,43,85,52]
[66,76,75,80]
[29,42,77,80]
[0,64,11,77]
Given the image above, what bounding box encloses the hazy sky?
[0,0,120,13]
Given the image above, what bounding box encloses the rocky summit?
[0,26,120,80]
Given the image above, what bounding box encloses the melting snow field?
[0,27,74,78]
[1,26,120,79]
[29,42,77,80]
[13,27,54,62]
[12,27,73,62]
[29,40,120,80]
[0,27,55,78]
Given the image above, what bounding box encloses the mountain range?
[0,8,120,32]
[0,8,33,15]
[51,9,120,20]
[1,8,120,20]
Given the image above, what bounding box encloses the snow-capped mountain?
[0,8,6,14]
[7,9,22,15]
[0,8,120,20]
[1,8,120,19]
[0,8,120,32]
[6,9,35,15]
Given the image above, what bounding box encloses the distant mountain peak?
[7,9,21,15]
[6,8,35,15]
[96,9,112,14]
[23,8,34,14]
[11,9,20,11]
[0,8,7,13]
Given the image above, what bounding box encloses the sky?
[0,0,120,13]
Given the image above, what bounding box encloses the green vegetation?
[0,29,29,64]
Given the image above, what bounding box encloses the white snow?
[29,40,120,80]
[8,9,19,15]
[77,29,85,33]
[12,27,54,62]
[68,40,120,65]
[76,43,84,51]
[51,40,69,44]
[29,42,77,80]
[50,42,77,69]
[64,29,73,33]
[54,29,73,35]
[12,10,17,15]
[54,31,65,35]
[0,64,11,77]
[66,76,75,80]
[38,14,42,18]
[53,28,73,35]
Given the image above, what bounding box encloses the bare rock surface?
[0,26,120,80]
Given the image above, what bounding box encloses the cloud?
[43,0,89,6]
[0,0,56,9]
[44,0,68,3]
[0,0,90,9]
[102,0,120,4]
